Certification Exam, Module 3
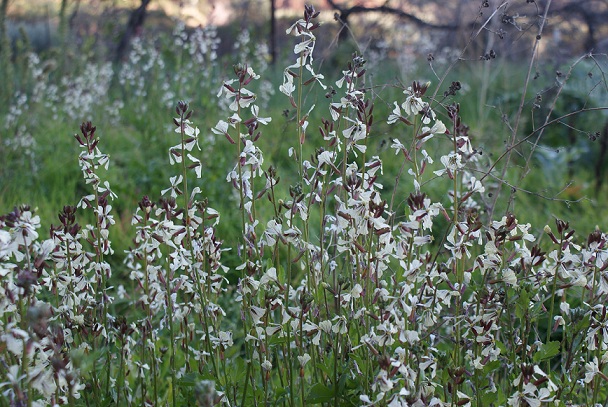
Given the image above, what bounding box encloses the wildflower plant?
[2,3,608,407]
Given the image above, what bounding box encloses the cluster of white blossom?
[0,210,83,404]
[3,6,608,407]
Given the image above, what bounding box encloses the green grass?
[2,26,605,242]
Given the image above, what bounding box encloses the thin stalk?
[240,361,252,406]
[116,340,125,406]
[296,38,305,179]
[18,297,31,407]
[545,234,563,373]
[141,231,159,406]
[147,261,159,404]
[592,333,606,405]
[333,332,339,407]
[263,314,270,406]
[488,0,553,220]
[90,339,100,402]
[285,244,295,407]
[229,89,254,405]
[451,109,464,406]
[179,113,191,251]
[299,310,305,406]
[164,269,177,406]
[179,107,219,381]
[82,133,111,397]
[139,327,147,405]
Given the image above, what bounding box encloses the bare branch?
[326,0,458,31]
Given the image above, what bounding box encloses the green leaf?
[306,383,334,404]
[482,360,501,374]
[234,357,247,382]
[533,341,560,362]
[316,361,334,378]
[482,390,498,405]
[515,288,530,321]
[177,372,199,386]
[274,387,289,403]
[350,353,366,373]
[479,385,507,406]
[268,335,288,345]
[529,298,544,318]
[573,312,591,333]
[495,341,506,355]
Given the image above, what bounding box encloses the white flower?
[332,315,348,334]
[421,105,436,124]
[318,150,336,168]
[419,120,447,144]
[390,138,406,155]
[249,305,266,324]
[211,331,233,349]
[387,102,403,124]
[262,221,283,247]
[375,369,394,392]
[560,301,570,315]
[298,353,311,367]
[434,152,464,177]
[260,267,279,285]
[402,88,425,116]
[234,88,257,111]
[12,210,40,246]
[343,118,366,142]
[502,268,518,286]
[468,176,485,194]
[251,105,271,125]
[97,180,117,200]
[585,356,600,383]
[261,359,272,371]
[285,19,315,35]
[161,175,183,197]
[302,321,322,345]
[212,119,230,136]
[187,154,202,178]
[399,330,419,344]
[279,73,296,97]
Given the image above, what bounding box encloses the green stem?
[333,332,339,407]
[165,269,177,406]
[545,236,563,373]
[116,339,125,406]
[240,361,252,406]
[285,244,295,407]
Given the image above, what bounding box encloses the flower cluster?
[2,5,608,407]
[1,206,83,405]
[280,5,326,106]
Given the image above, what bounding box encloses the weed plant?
[1,2,608,406]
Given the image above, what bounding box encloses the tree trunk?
[115,0,152,62]
[0,0,8,53]
[0,0,13,103]
[58,0,68,42]
[270,0,276,64]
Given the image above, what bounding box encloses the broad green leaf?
[233,357,247,382]
[177,372,199,386]
[306,383,334,404]
[482,360,501,374]
[495,341,507,355]
[515,288,530,321]
[533,341,560,362]
[268,335,288,345]
[316,361,334,378]
[573,312,591,333]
